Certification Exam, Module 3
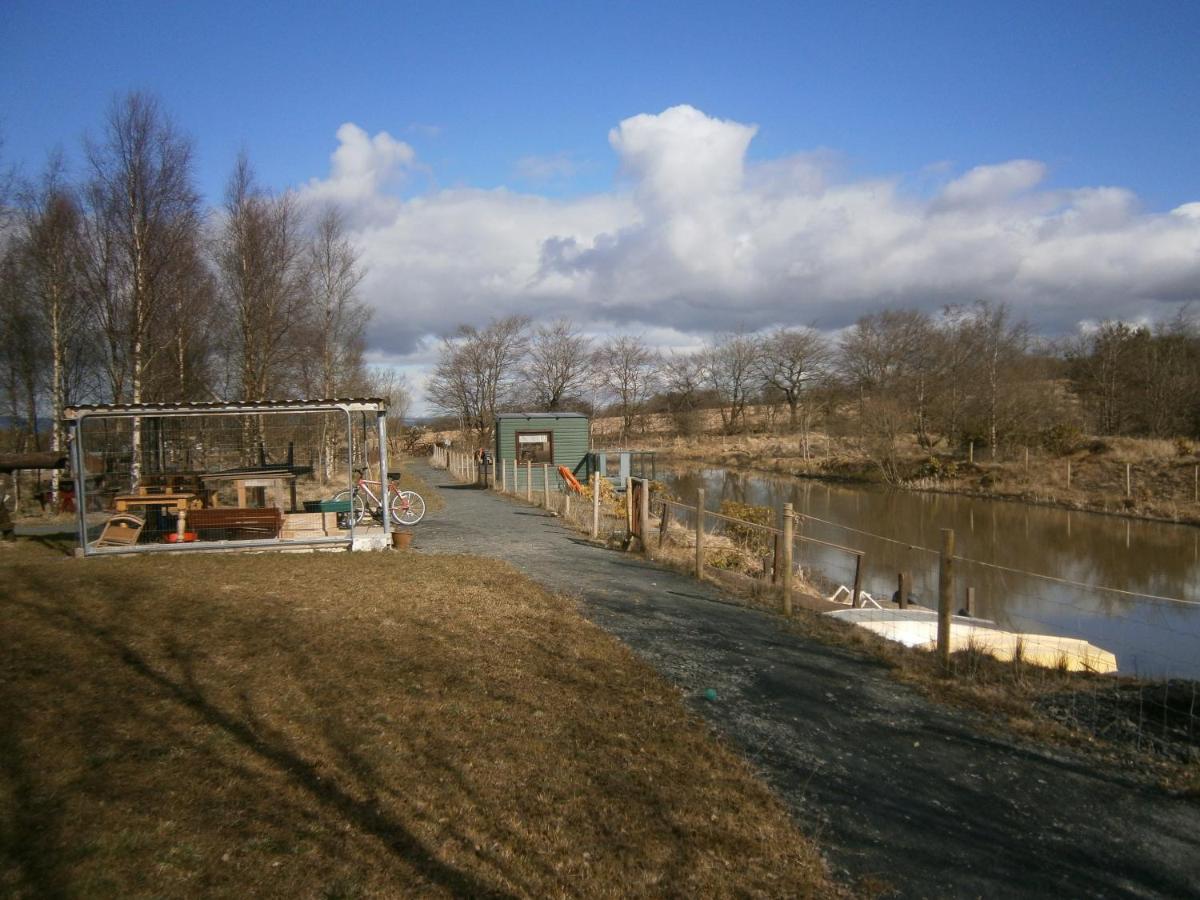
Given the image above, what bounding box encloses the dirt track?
[411,463,1200,898]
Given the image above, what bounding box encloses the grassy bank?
[0,542,834,898]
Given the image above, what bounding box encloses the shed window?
[515,430,554,463]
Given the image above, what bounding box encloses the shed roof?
[495,412,587,420]
[65,398,387,419]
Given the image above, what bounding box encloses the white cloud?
[300,123,415,223]
[296,105,1200,373]
[932,159,1046,210]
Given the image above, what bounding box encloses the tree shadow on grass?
[5,571,516,899]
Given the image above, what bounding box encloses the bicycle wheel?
[332,489,366,526]
[390,490,426,525]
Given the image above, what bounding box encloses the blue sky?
[3,0,1200,384]
[4,1,1197,208]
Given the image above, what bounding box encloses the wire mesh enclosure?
[66,399,390,555]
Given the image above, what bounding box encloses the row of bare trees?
[1064,313,1200,439]
[429,301,1200,462]
[0,93,391,491]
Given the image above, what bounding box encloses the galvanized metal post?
[69,419,88,556]
[543,463,551,510]
[501,457,507,493]
[377,411,391,539]
[782,502,794,615]
[526,460,533,501]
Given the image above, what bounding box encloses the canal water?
[662,468,1200,679]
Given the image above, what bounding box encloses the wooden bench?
[187,507,283,541]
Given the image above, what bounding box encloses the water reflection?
[663,468,1200,679]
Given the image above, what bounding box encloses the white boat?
[826,607,1118,673]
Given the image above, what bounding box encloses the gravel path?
[411,463,1200,898]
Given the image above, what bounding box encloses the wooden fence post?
[782,502,793,615]
[659,501,669,548]
[965,586,976,617]
[639,478,651,557]
[543,463,551,510]
[969,441,974,464]
[501,457,507,493]
[938,528,956,669]
[1125,462,1132,498]
[1066,459,1072,489]
[695,487,706,579]
[625,476,633,541]
[591,471,600,538]
[852,553,863,609]
[898,571,911,609]
[526,460,532,501]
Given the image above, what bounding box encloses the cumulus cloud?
[300,123,415,223]
[297,105,1200,368]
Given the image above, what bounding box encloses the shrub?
[919,455,958,480]
[719,500,774,548]
[1040,424,1083,456]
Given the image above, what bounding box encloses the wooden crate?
[280,512,328,540]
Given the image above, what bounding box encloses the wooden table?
[113,493,197,539]
[203,471,297,512]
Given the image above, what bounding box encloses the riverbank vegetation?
[426,303,1200,524]
[0,540,836,897]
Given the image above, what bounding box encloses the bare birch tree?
[301,206,369,479]
[702,330,760,435]
[756,326,832,454]
[426,315,529,444]
[523,318,591,411]
[215,154,308,402]
[661,350,706,436]
[82,92,200,488]
[595,335,658,442]
[15,155,89,502]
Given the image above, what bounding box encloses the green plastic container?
[303,499,353,513]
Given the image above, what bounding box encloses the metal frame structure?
[64,398,390,556]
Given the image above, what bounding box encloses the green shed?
[495,412,590,489]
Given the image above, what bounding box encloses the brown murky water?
[663,468,1200,679]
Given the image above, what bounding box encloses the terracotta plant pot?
[391,531,413,549]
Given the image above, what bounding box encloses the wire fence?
[68,402,392,554]
[431,447,1200,761]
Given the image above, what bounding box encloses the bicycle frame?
[353,476,398,517]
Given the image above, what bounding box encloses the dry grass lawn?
[0,541,834,899]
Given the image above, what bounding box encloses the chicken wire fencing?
[67,400,391,555]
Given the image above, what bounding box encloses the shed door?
[515,430,554,463]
